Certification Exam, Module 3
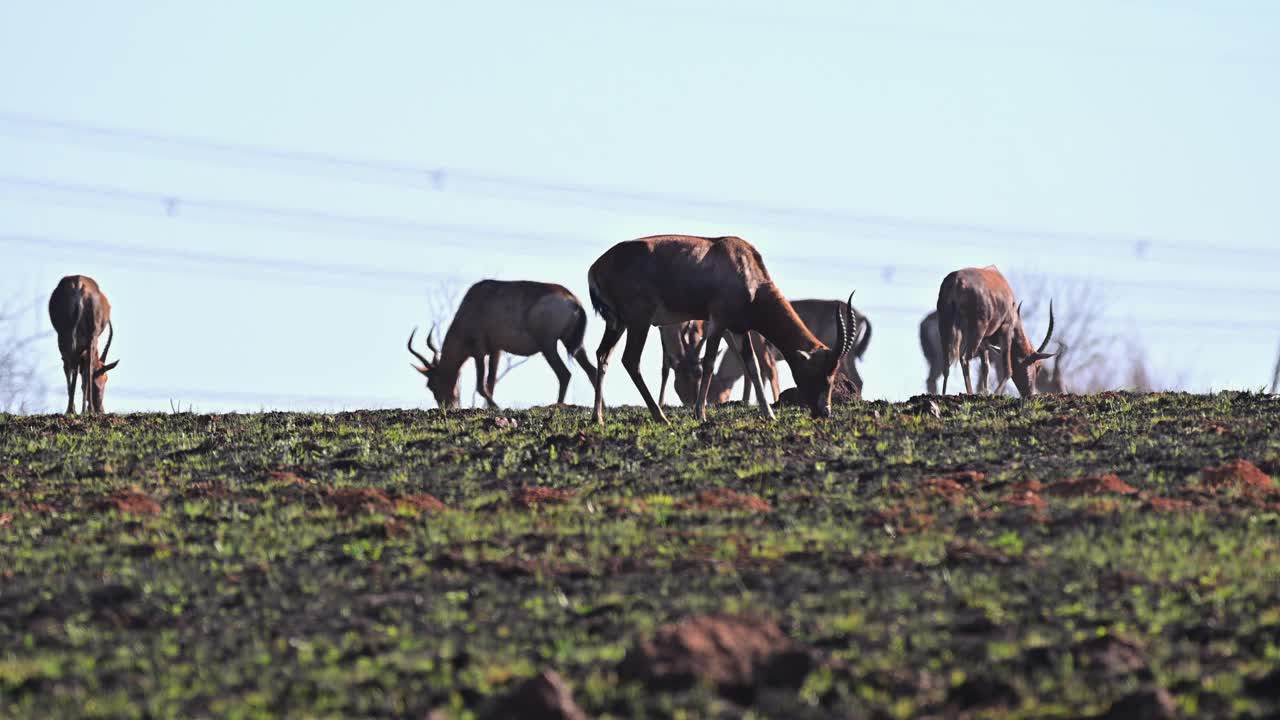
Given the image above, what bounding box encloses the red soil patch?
[922,477,967,501]
[684,488,773,513]
[1045,474,1137,498]
[325,487,393,515]
[865,506,935,534]
[929,470,986,486]
[945,540,1015,566]
[1142,496,1194,513]
[1000,490,1047,511]
[396,494,447,514]
[98,487,162,515]
[1202,460,1274,494]
[512,486,574,508]
[266,470,308,486]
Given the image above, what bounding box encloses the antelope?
[935,266,1056,397]
[407,280,597,408]
[921,309,1065,395]
[659,322,778,407]
[673,300,872,406]
[48,275,119,414]
[587,234,857,424]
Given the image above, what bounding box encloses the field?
[3,392,1280,718]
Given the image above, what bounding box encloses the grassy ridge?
[2,392,1280,718]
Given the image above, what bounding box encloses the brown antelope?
[587,234,857,423]
[657,321,710,406]
[407,280,597,408]
[936,266,1056,397]
[921,309,1064,394]
[659,322,778,407]
[48,275,119,414]
[673,300,871,406]
[752,300,870,400]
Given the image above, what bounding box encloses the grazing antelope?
[407,280,597,408]
[659,322,778,407]
[48,275,119,414]
[936,266,1056,397]
[922,309,1067,395]
[587,234,857,424]
[675,300,871,405]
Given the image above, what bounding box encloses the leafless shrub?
[1010,273,1184,393]
[0,298,48,413]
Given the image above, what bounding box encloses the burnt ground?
[2,391,1280,718]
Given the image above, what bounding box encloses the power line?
[7,232,1275,340]
[5,173,1280,304]
[0,174,594,254]
[2,111,1276,263]
[0,233,453,294]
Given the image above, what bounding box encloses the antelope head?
[407,325,460,408]
[1010,301,1057,397]
[88,321,120,413]
[787,291,858,418]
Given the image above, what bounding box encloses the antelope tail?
[566,305,588,353]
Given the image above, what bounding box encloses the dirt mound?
[1075,635,1150,677]
[397,494,446,513]
[684,488,772,513]
[265,470,308,486]
[481,670,586,720]
[1202,460,1273,493]
[945,540,1016,566]
[922,477,967,500]
[1142,496,1193,513]
[618,614,815,703]
[865,505,935,534]
[97,487,162,515]
[324,487,393,515]
[1098,686,1176,719]
[1045,474,1137,497]
[512,486,574,508]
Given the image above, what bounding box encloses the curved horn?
[1035,301,1055,355]
[94,322,118,376]
[693,336,708,361]
[1019,300,1057,366]
[406,327,433,376]
[99,321,114,364]
[425,323,441,360]
[843,291,858,358]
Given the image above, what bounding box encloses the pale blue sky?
[1,1,1277,411]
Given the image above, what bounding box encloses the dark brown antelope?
[407,280,597,408]
[660,322,778,407]
[658,321,711,406]
[587,234,857,423]
[48,275,119,414]
[676,300,870,405]
[936,266,1056,397]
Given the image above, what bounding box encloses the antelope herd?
[49,235,1062,420]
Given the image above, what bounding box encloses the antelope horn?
[1020,300,1057,366]
[99,321,114,364]
[693,336,708,360]
[425,323,442,359]
[94,322,118,376]
[407,327,433,375]
[842,291,858,358]
[1035,301,1056,355]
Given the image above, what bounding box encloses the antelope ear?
[410,363,431,376]
[796,350,812,362]
[94,360,120,376]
